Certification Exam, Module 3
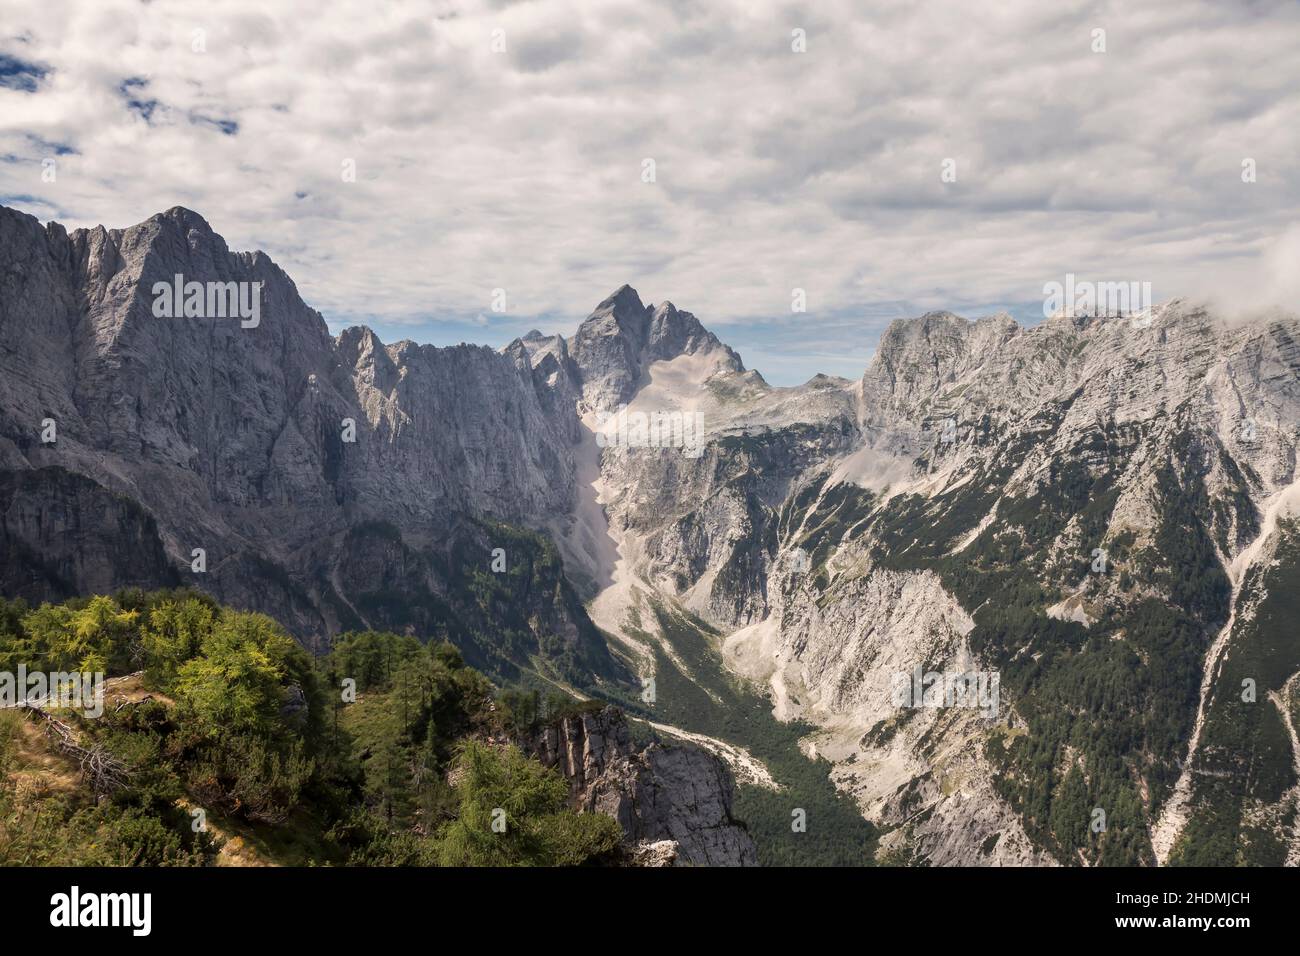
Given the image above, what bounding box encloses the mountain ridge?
[4,203,1300,867]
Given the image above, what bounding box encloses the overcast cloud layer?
[2,0,1298,383]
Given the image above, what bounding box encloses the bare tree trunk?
[22,706,130,794]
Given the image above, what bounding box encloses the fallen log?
[21,705,131,795]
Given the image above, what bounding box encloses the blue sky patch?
[0,53,47,92]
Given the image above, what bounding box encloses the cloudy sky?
[2,0,1298,384]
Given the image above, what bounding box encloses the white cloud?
[1,0,1298,382]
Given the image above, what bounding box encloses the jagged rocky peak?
[337,325,400,393]
[645,299,740,365]
[336,324,384,361]
[568,284,744,411]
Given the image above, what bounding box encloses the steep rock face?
[0,466,180,599]
[501,331,583,442]
[0,205,596,675]
[724,549,1052,865]
[861,310,1019,420]
[0,204,577,527]
[823,304,1300,864]
[528,706,758,866]
[578,367,861,630]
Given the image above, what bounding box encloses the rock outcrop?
[527,706,758,866]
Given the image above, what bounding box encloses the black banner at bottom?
[0,864,1283,942]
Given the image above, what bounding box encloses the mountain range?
[2,203,1298,866]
